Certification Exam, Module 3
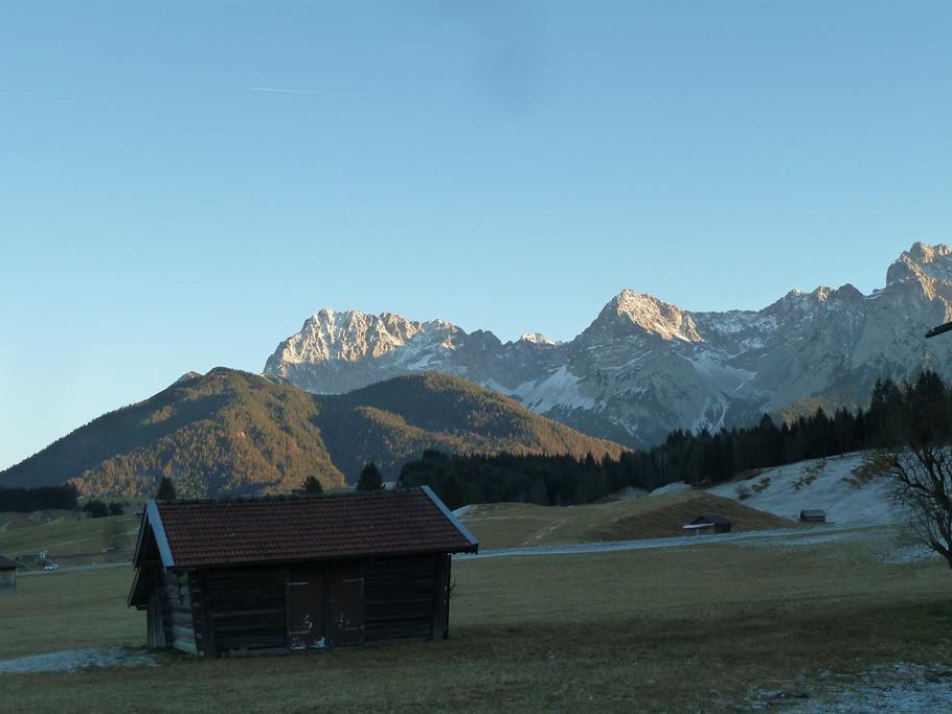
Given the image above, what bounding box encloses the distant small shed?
[682,513,732,536]
[128,487,478,656]
[0,554,18,594]
[799,509,826,523]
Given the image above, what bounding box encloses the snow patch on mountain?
[512,366,596,412]
[606,290,702,342]
[688,351,755,392]
[519,332,558,346]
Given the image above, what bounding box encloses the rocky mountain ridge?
[264,243,952,448]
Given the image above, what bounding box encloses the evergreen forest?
[0,484,79,512]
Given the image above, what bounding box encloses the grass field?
[0,510,139,566]
[2,516,952,712]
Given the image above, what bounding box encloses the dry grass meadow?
[2,508,952,712]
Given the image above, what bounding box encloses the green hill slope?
[0,370,627,498]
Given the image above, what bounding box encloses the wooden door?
[327,562,364,647]
[287,566,326,650]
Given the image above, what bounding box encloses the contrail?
[251,86,364,97]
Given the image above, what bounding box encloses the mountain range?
[265,242,952,448]
[0,369,623,498]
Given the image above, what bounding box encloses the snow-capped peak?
[886,242,952,287]
[268,309,447,368]
[519,332,557,346]
[599,289,702,342]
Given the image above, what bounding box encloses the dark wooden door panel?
[328,562,364,647]
[287,566,326,650]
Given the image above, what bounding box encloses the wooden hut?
[128,487,478,656]
[0,554,18,594]
[799,509,826,523]
[681,513,732,536]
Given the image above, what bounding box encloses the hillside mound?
[460,491,796,550]
[590,493,797,541]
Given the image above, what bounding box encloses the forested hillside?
[314,372,625,479]
[0,370,625,498]
[0,369,346,498]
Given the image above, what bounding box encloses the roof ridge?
[157,487,421,507]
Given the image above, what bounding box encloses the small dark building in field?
[682,513,732,536]
[0,554,18,594]
[799,509,826,523]
[128,487,478,656]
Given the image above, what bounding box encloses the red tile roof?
[148,487,477,568]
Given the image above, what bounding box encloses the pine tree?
[301,475,324,495]
[156,476,177,501]
[357,462,384,492]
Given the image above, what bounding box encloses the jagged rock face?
[263,243,952,448]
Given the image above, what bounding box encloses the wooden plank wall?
[163,570,200,655]
[149,555,455,655]
[205,566,289,654]
[147,590,167,648]
[363,555,439,642]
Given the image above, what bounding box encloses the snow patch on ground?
[763,662,952,713]
[708,453,904,526]
[650,482,693,497]
[0,647,158,675]
[882,543,939,565]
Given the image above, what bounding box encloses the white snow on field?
[0,647,157,675]
[775,662,952,713]
[650,482,693,497]
[708,452,904,526]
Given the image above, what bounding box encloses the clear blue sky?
[2,1,951,470]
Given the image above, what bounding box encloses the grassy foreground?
[3,526,952,712]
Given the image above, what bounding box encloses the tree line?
[0,484,79,512]
[399,371,952,510]
[0,483,127,517]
